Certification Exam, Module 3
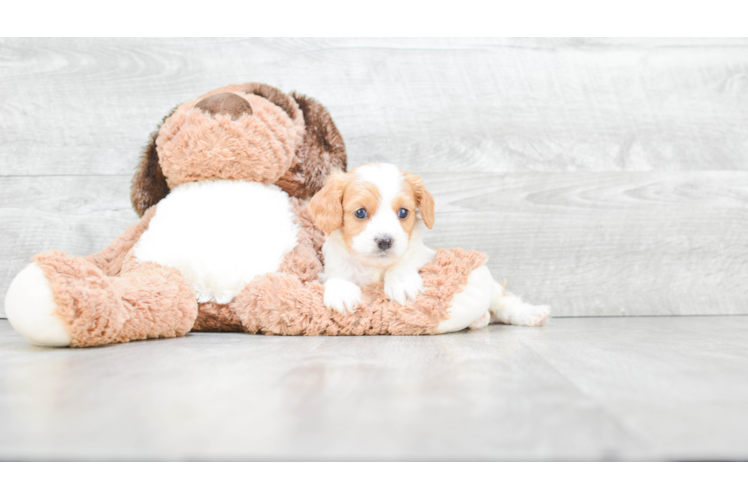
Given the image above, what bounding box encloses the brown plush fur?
[232,248,488,336]
[192,197,324,333]
[84,206,157,276]
[34,251,197,347]
[192,303,244,332]
[278,198,326,283]
[19,82,487,347]
[244,82,299,120]
[283,92,348,199]
[29,213,486,344]
[157,92,303,188]
[131,110,176,217]
[195,93,253,119]
[130,83,347,217]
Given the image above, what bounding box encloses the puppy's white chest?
[134,180,299,304]
[369,267,386,283]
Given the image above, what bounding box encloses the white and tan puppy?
[309,162,550,328]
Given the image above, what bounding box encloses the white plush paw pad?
[384,271,423,305]
[436,265,494,334]
[468,311,491,330]
[323,278,362,314]
[5,263,71,347]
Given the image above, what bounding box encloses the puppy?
[309,162,550,328]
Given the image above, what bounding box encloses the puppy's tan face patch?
[340,180,380,249]
[392,182,418,237]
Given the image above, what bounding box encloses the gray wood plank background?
[2,38,747,318]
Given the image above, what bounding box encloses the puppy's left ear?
[309,173,347,234]
[405,174,435,229]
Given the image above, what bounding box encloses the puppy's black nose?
[376,237,393,251]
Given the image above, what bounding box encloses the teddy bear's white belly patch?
[133,180,299,304]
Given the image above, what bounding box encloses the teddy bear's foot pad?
[436,265,494,333]
[5,263,72,347]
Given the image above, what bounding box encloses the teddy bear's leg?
[5,251,198,347]
[435,265,495,333]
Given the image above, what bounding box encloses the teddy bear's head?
[131,83,347,217]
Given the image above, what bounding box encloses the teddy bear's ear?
[243,82,298,119]
[242,84,346,199]
[130,107,176,217]
[290,91,348,197]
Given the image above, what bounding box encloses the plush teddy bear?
[5,83,495,347]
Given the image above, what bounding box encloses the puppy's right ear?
[308,173,347,234]
[130,107,177,217]
[404,173,435,229]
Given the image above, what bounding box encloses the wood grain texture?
[1,38,746,318]
[0,176,138,318]
[3,316,748,460]
[421,171,748,316]
[2,172,745,318]
[2,38,748,175]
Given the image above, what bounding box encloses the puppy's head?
[309,163,434,266]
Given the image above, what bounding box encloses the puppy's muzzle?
[376,236,393,251]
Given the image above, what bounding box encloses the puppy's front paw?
[384,271,423,305]
[324,278,362,314]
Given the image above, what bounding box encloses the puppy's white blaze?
[134,180,299,304]
[351,163,409,259]
[355,163,404,207]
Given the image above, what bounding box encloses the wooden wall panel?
[2,38,746,318]
[2,172,745,317]
[2,38,748,176]
[422,172,748,316]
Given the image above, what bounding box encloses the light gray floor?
[1,316,747,461]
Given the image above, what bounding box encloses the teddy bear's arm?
[83,205,157,277]
[5,204,201,347]
[232,248,491,336]
[276,199,326,283]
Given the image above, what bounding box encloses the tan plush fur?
[192,198,324,333]
[232,248,488,336]
[34,251,197,347]
[157,91,304,188]
[15,82,489,347]
[84,206,157,276]
[130,84,344,215]
[278,198,326,283]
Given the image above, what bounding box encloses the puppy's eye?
[354,208,367,219]
[398,208,409,219]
